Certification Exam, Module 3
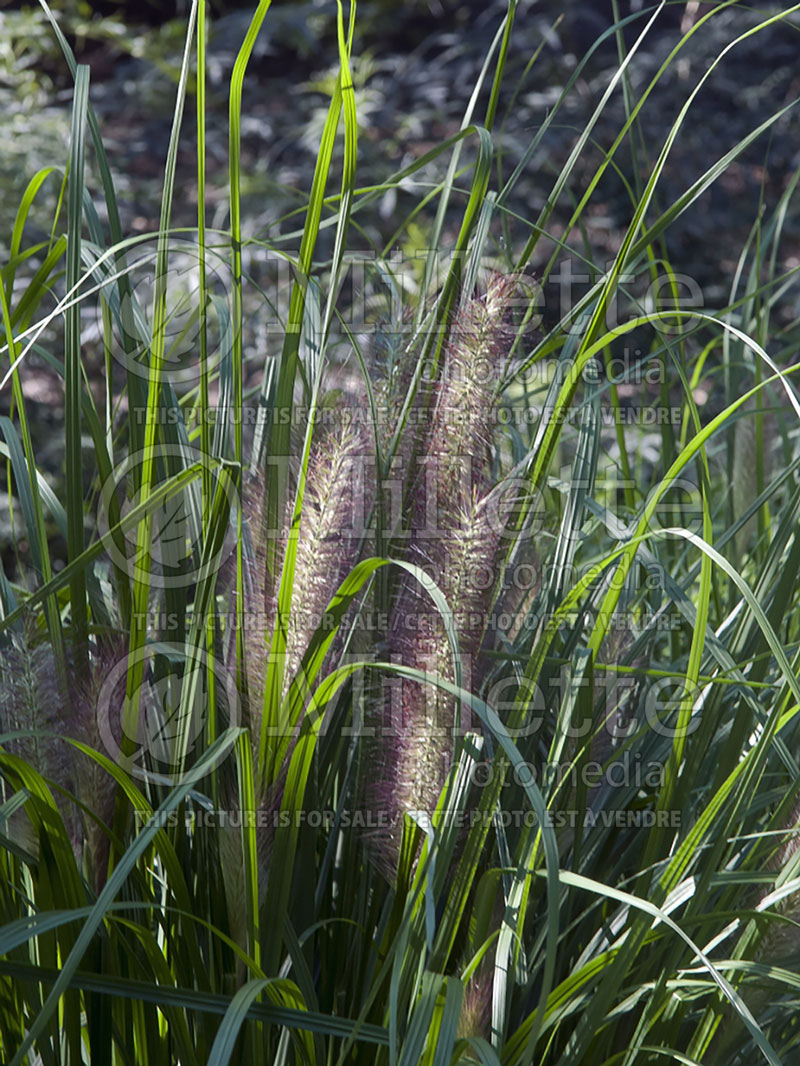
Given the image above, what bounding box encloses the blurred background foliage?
[1,0,799,577]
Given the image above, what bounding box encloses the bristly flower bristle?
[370,306,430,569]
[364,274,521,870]
[0,630,68,786]
[458,962,493,1042]
[0,630,123,891]
[239,414,370,770]
[286,418,368,690]
[239,468,273,728]
[231,412,373,932]
[0,630,76,858]
[68,635,127,892]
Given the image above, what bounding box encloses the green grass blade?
[65,64,90,665]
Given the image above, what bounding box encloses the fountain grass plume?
[0,629,122,891]
[238,469,273,734]
[0,628,68,789]
[285,415,369,689]
[371,305,426,546]
[238,411,369,760]
[67,636,127,892]
[223,412,372,943]
[364,274,522,872]
[458,959,494,1043]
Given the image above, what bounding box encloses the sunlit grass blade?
[64,64,90,669]
[122,0,199,786]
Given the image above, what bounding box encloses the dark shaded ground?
[77,2,800,292]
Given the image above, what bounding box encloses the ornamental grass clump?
[5,2,800,1062]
